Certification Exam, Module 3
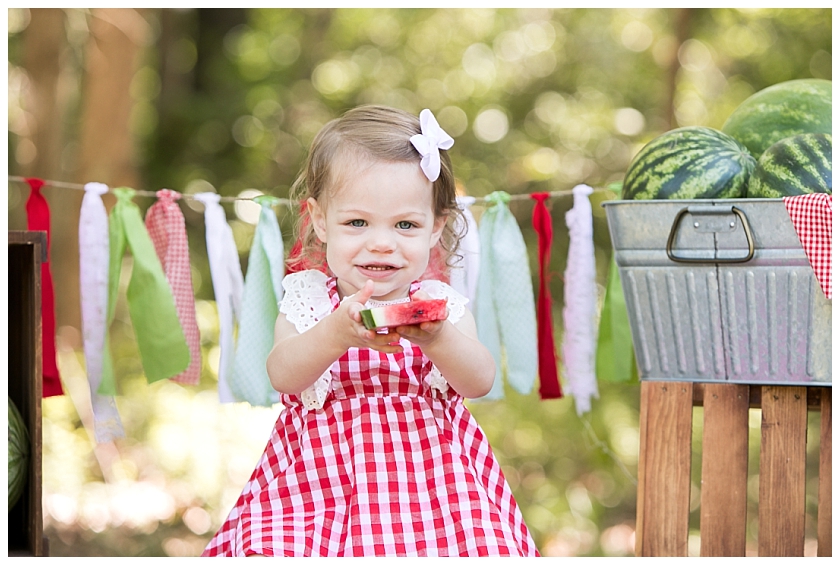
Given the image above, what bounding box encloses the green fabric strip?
[595,255,638,383]
[99,188,190,395]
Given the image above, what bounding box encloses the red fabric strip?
[24,178,64,397]
[530,193,562,399]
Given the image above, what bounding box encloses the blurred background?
[6,7,832,557]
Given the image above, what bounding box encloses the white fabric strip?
[451,196,480,311]
[561,184,600,415]
[195,192,244,403]
[79,182,125,442]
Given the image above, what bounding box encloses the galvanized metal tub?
[602,198,831,386]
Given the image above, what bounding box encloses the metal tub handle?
[666,205,755,263]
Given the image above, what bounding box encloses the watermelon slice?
[360,299,448,330]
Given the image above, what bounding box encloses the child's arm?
[266,280,403,395]
[395,293,496,399]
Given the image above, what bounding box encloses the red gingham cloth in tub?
[202,276,538,557]
[783,193,832,300]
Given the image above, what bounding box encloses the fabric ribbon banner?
[79,182,125,441]
[24,178,63,397]
[228,195,285,407]
[102,187,191,396]
[561,184,599,416]
[195,192,244,404]
[450,195,480,311]
[530,192,563,400]
[474,191,538,400]
[13,175,628,417]
[144,189,202,385]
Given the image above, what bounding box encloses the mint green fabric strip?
[595,255,637,383]
[99,188,190,395]
[475,207,504,400]
[229,200,285,406]
[475,191,538,399]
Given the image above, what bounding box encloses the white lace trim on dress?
[279,270,334,409]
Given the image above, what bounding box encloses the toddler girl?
[202,105,538,557]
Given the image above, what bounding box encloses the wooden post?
[817,388,832,557]
[635,380,694,556]
[758,386,807,556]
[699,383,749,556]
[8,231,47,556]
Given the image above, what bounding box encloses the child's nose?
[368,228,397,252]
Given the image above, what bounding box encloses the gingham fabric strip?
[228,196,285,407]
[24,178,64,397]
[194,192,244,403]
[100,187,190,395]
[783,193,832,300]
[561,184,599,415]
[202,275,538,556]
[79,182,125,442]
[145,189,202,385]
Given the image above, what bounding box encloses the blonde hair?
[287,105,463,274]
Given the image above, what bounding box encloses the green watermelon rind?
[721,78,832,160]
[8,397,30,511]
[360,299,448,330]
[747,133,832,199]
[622,126,756,200]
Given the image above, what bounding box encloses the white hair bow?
[410,109,454,182]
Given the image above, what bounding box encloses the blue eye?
[348,219,366,227]
[396,221,414,230]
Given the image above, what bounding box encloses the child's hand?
[333,280,404,354]
[393,290,447,347]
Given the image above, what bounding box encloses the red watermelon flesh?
[360,299,448,330]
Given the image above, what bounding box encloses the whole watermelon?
[622,126,756,200]
[8,397,30,511]
[747,133,832,198]
[721,78,832,160]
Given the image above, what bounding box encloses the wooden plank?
[817,388,832,557]
[635,381,694,556]
[693,383,824,410]
[634,380,650,557]
[699,383,749,556]
[758,386,807,557]
[8,233,46,556]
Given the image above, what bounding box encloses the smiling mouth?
[361,264,396,271]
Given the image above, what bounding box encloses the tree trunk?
[20,8,65,181]
[52,8,152,337]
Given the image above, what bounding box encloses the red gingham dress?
[202,274,538,557]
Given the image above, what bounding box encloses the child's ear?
[430,215,446,248]
[307,197,327,243]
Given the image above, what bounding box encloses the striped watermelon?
[360,299,448,330]
[622,126,756,200]
[721,78,832,160]
[747,133,832,198]
[8,397,29,510]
